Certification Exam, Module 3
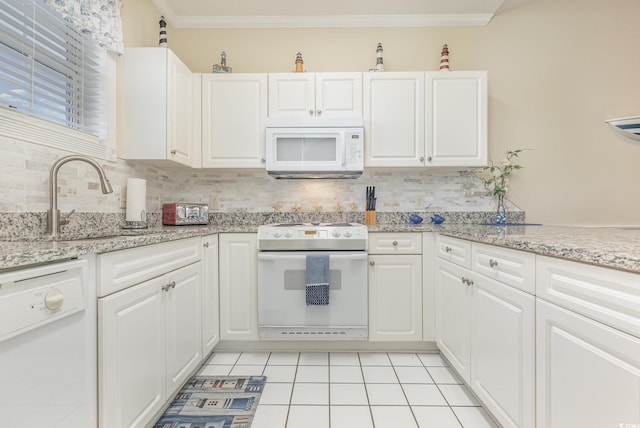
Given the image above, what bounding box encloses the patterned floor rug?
[153,375,267,428]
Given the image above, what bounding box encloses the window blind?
[0,0,106,139]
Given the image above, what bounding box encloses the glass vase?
[495,194,507,224]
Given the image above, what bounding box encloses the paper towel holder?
[123,210,148,229]
[123,178,148,229]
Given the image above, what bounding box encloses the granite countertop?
[1,223,639,274]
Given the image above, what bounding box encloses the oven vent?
[259,326,368,340]
[281,330,347,336]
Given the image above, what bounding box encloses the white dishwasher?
[0,259,96,428]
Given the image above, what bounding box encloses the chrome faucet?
[47,155,114,237]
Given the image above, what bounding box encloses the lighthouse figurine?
[439,44,450,71]
[376,43,384,72]
[159,16,167,47]
[294,52,304,72]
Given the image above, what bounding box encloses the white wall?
[121,0,640,226]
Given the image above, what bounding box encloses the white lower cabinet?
[471,273,535,428]
[99,275,166,428]
[436,236,535,428]
[368,254,422,341]
[219,233,258,340]
[165,263,203,393]
[368,233,423,341]
[98,239,203,428]
[536,299,640,428]
[202,235,220,355]
[535,255,640,428]
[436,258,472,381]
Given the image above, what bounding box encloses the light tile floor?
[198,351,499,428]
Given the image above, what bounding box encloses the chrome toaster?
[162,203,209,225]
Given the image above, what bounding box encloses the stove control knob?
[344,230,352,238]
[284,229,294,238]
[273,231,282,238]
[332,229,342,238]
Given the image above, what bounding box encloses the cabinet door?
[219,234,259,340]
[436,258,471,382]
[120,48,198,167]
[268,73,315,117]
[120,48,168,161]
[363,72,425,167]
[98,277,166,428]
[167,51,200,167]
[536,299,640,428]
[369,255,422,341]
[471,274,535,428]
[202,74,267,168]
[315,72,362,118]
[425,71,487,167]
[165,262,202,396]
[202,235,220,355]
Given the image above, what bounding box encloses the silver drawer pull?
[461,277,474,286]
[445,246,452,253]
[392,241,398,246]
[489,259,498,268]
[203,242,209,248]
[162,281,176,292]
[369,261,375,266]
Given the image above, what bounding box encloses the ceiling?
[152,0,536,28]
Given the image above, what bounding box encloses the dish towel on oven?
[306,254,330,305]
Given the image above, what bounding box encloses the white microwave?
[265,122,364,179]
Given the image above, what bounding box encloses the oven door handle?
[258,253,368,261]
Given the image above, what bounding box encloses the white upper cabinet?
[201,73,267,168]
[426,71,487,166]
[120,48,201,168]
[268,72,362,118]
[363,71,487,168]
[363,72,425,167]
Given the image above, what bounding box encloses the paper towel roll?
[125,178,146,222]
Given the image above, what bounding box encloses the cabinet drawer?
[472,243,535,294]
[536,255,640,338]
[368,233,422,254]
[437,236,471,268]
[97,237,202,297]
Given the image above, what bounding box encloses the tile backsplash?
[1,138,517,215]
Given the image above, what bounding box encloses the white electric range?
[257,223,369,340]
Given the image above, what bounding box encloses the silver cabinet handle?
[317,110,322,116]
[392,241,398,246]
[420,156,425,162]
[427,156,432,161]
[445,246,452,253]
[461,277,474,286]
[162,281,176,292]
[261,158,266,163]
[489,259,498,268]
[170,149,177,155]
[203,242,209,248]
[369,261,375,266]
[309,110,314,116]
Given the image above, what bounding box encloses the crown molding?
[166,14,493,29]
